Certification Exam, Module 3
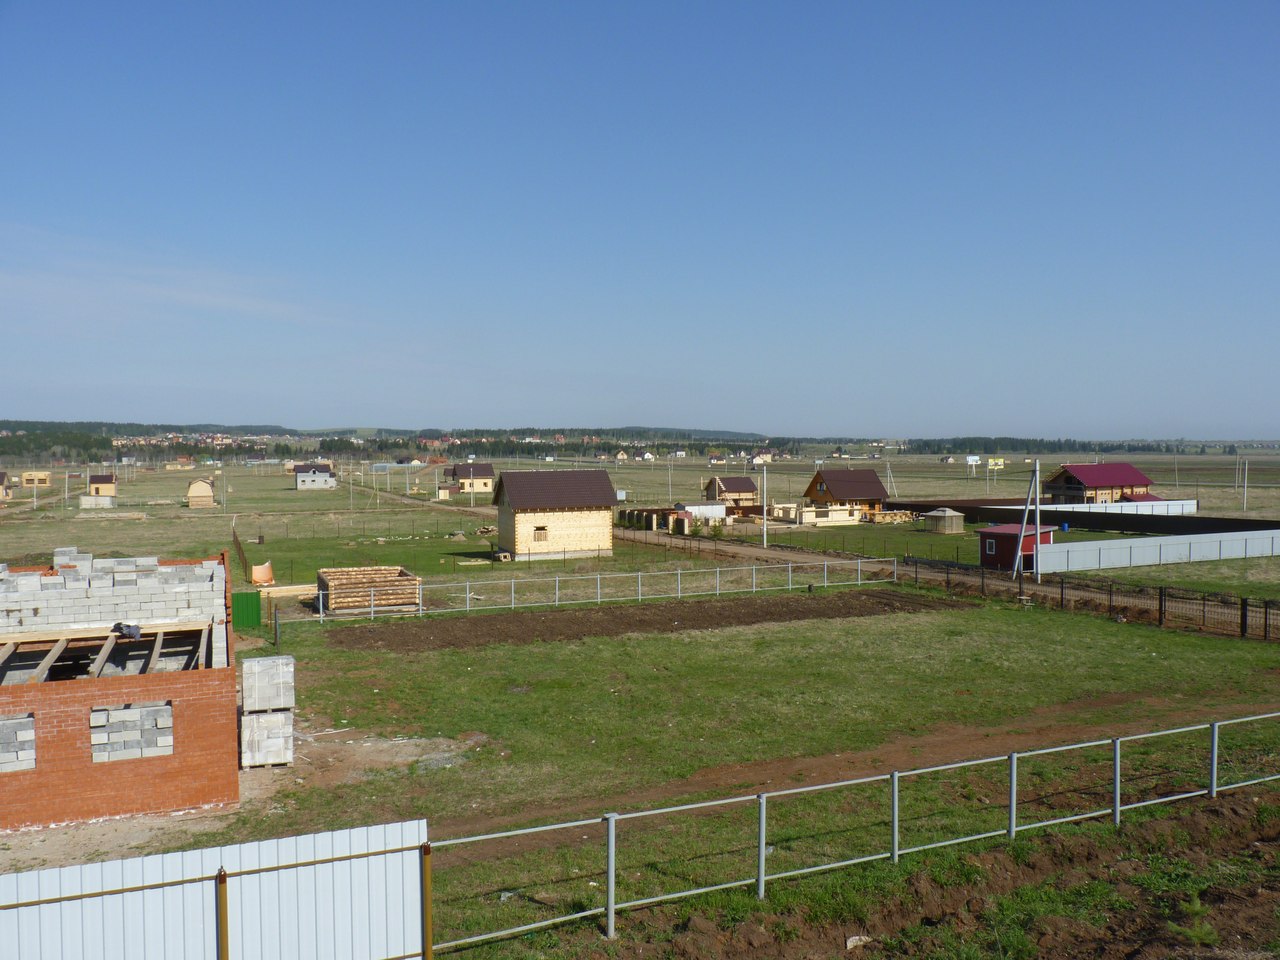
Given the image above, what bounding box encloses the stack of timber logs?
[317,566,422,612]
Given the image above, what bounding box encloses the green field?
[205,599,1280,955]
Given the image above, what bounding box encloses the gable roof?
[494,470,616,510]
[980,524,1056,537]
[710,476,757,494]
[1050,463,1153,488]
[447,462,495,480]
[809,468,889,502]
[88,474,115,485]
[293,463,334,475]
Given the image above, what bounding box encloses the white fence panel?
[1037,529,1280,574]
[0,820,426,960]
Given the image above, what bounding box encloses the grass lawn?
[223,602,1279,836]
[206,599,1280,954]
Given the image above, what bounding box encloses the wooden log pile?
[317,566,423,612]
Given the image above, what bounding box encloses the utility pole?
[762,464,768,548]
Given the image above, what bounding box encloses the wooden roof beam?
[88,634,117,679]
[142,631,166,674]
[28,639,68,683]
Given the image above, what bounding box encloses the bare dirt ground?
[327,587,965,652]
[575,791,1280,959]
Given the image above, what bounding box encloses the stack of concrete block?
[0,714,36,772]
[90,702,174,762]
[240,656,295,767]
[0,549,229,668]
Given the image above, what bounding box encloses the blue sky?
[2,2,1276,439]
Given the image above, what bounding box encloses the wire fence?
[903,558,1277,641]
[298,558,898,623]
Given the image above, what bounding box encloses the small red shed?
[978,523,1055,572]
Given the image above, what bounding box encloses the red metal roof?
[1053,463,1152,488]
[494,470,616,510]
[980,524,1057,536]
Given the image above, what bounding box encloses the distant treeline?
[0,430,113,460]
[905,437,1233,456]
[0,420,295,436]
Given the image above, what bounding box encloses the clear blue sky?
[2,2,1276,439]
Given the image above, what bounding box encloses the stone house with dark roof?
[493,470,616,560]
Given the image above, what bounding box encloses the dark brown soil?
[571,792,1280,959]
[328,588,968,653]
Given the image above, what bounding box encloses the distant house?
[707,455,726,466]
[1042,464,1155,505]
[88,474,117,497]
[186,477,216,509]
[614,451,630,462]
[293,464,338,490]
[704,476,759,507]
[444,462,495,494]
[978,524,1055,572]
[493,470,617,560]
[803,469,889,515]
[21,471,51,488]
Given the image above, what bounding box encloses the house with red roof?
[1042,463,1157,505]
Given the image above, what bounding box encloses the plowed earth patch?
[570,792,1280,959]
[328,588,967,653]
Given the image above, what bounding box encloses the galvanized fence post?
[716,567,720,596]
[369,587,375,620]
[677,568,681,598]
[605,813,618,939]
[319,590,325,624]
[858,559,862,584]
[466,582,471,612]
[752,566,757,593]
[1112,738,1122,825]
[1007,753,1018,839]
[597,573,602,605]
[756,794,768,900]
[1209,722,1219,798]
[637,572,642,601]
[421,842,434,960]
[787,563,792,591]
[823,561,828,588]
[216,867,230,960]
[417,583,423,616]
[890,771,900,863]
[510,579,515,608]
[555,576,560,607]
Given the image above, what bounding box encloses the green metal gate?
[230,591,262,629]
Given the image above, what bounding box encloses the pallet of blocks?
[317,566,423,612]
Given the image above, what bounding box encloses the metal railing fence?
[5,711,1275,958]
[308,558,897,622]
[428,709,1279,952]
[905,557,1277,641]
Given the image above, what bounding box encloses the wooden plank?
[143,631,165,674]
[28,639,68,683]
[88,635,118,678]
[0,643,15,668]
[0,620,211,646]
[193,621,210,670]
